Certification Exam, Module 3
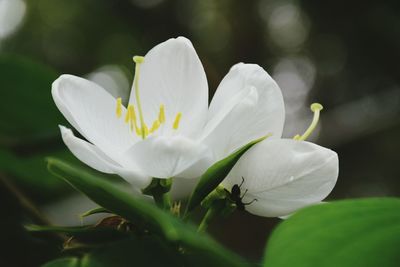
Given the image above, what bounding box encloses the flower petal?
[60,126,151,189]
[123,135,213,179]
[52,75,137,158]
[202,63,285,160]
[60,125,117,173]
[223,139,338,217]
[129,37,208,138]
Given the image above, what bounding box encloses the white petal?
[170,177,199,200]
[60,125,118,173]
[129,37,208,138]
[202,63,285,160]
[123,135,213,179]
[60,126,151,189]
[223,139,338,217]
[52,75,137,158]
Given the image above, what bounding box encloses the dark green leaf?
[47,158,251,267]
[186,136,267,214]
[264,198,400,267]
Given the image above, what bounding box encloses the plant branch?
[0,173,67,242]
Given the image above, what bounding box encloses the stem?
[198,206,219,232]
[197,199,230,233]
[0,173,51,226]
[153,192,171,210]
[0,173,67,242]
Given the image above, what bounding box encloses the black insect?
[226,177,257,211]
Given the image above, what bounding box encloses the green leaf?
[0,55,63,147]
[263,198,400,267]
[42,258,80,267]
[47,158,251,267]
[47,157,175,236]
[186,136,268,214]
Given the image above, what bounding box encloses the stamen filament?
[133,56,147,139]
[173,112,182,130]
[296,103,323,141]
[116,98,122,118]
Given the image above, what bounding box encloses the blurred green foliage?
[264,198,400,267]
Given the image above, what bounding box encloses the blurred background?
[0,0,399,266]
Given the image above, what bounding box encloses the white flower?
[222,104,339,218]
[51,36,285,189]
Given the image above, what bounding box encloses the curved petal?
[223,139,339,217]
[52,75,137,158]
[129,37,208,138]
[202,63,285,160]
[123,135,213,179]
[60,126,151,189]
[60,125,118,173]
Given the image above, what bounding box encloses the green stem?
[0,173,51,226]
[153,192,171,210]
[0,173,67,242]
[197,199,231,232]
[198,206,219,232]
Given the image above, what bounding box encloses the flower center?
[293,103,323,141]
[115,56,182,139]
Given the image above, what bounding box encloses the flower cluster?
[52,37,338,218]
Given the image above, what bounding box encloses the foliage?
[44,158,251,267]
[264,198,400,267]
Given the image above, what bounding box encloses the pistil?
[133,56,147,139]
[294,103,323,141]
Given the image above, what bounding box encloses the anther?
[124,105,132,123]
[159,104,165,124]
[116,98,122,118]
[173,112,182,130]
[295,103,323,141]
[150,120,161,133]
[123,105,142,136]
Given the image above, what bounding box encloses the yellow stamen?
[124,105,141,136]
[158,104,166,124]
[133,55,147,139]
[124,105,131,123]
[116,98,122,118]
[142,124,149,138]
[295,103,323,141]
[173,112,182,130]
[150,120,161,133]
